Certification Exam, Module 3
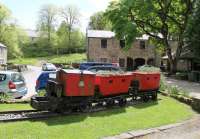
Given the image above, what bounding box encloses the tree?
[88,11,112,30]
[186,0,200,58]
[56,21,85,54]
[0,3,25,58]
[61,5,80,49]
[56,21,69,54]
[0,3,11,35]
[106,0,195,73]
[37,4,58,44]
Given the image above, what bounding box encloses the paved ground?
[165,77,200,99]
[22,65,42,99]
[140,115,200,139]
[104,115,200,139]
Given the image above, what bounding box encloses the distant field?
[8,53,87,66]
[0,95,194,139]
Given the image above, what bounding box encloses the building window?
[100,58,107,63]
[120,40,125,48]
[101,39,107,48]
[140,41,145,49]
[119,58,125,67]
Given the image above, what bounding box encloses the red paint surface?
[59,70,95,96]
[133,72,160,91]
[95,73,133,96]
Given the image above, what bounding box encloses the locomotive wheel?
[152,92,157,101]
[142,95,149,102]
[79,104,90,113]
[119,98,126,107]
[106,100,115,107]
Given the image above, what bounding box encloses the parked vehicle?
[42,63,57,71]
[86,65,121,73]
[79,62,114,70]
[0,71,28,98]
[35,71,57,92]
[31,69,160,112]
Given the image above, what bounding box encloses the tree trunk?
[165,39,177,74]
[56,48,59,55]
[166,49,178,74]
[171,59,177,74]
[166,40,183,74]
[68,26,72,50]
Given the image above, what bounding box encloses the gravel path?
[165,77,200,99]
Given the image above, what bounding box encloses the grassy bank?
[8,53,86,66]
[0,104,33,112]
[0,95,194,139]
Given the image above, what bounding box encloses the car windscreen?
[0,74,6,82]
[111,67,119,71]
[49,73,56,79]
[11,73,25,82]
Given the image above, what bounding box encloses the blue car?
[79,62,113,70]
[35,71,57,92]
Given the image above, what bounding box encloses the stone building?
[25,29,39,42]
[86,30,160,70]
[0,43,7,64]
[162,45,200,72]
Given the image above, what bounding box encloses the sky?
[0,0,112,32]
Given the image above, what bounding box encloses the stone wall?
[87,37,159,70]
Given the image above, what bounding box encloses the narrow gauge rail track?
[0,99,154,123]
[0,110,60,122]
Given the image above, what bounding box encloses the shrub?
[175,72,188,80]
[159,74,167,91]
[0,93,12,103]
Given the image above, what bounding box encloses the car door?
[11,73,26,92]
[0,73,8,93]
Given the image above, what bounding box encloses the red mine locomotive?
[31,69,160,112]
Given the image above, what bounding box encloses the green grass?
[0,104,33,112]
[8,53,86,66]
[8,57,40,65]
[0,95,194,139]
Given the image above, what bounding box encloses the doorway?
[127,57,134,71]
[135,58,145,69]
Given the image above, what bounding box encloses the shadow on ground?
[29,99,159,126]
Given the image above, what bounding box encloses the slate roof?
[87,30,149,40]
[0,43,6,48]
[87,30,115,38]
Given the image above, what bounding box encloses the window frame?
[0,74,6,82]
[101,39,107,48]
[119,58,125,67]
[140,40,146,49]
[120,40,125,48]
